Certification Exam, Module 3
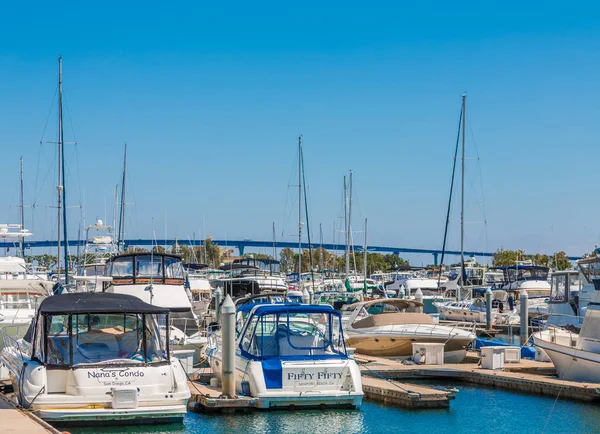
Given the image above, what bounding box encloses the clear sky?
[1,1,598,263]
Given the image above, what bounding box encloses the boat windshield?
[506,267,549,282]
[40,312,169,367]
[240,311,346,359]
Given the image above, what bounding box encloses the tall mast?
[363,218,368,289]
[272,222,276,275]
[118,143,127,251]
[343,176,348,275]
[60,58,69,283]
[319,223,323,271]
[298,136,302,276]
[346,170,353,275]
[19,156,25,258]
[56,57,64,283]
[460,93,466,300]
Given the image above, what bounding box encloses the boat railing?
[0,326,30,363]
[372,320,476,339]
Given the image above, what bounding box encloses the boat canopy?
[238,303,346,361]
[104,252,185,284]
[37,292,169,314]
[28,293,170,368]
[494,265,549,282]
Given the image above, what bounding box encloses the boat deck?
[356,354,600,402]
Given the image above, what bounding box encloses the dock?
[187,381,257,413]
[0,393,61,434]
[361,376,453,408]
[356,354,600,403]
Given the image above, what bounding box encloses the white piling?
[520,289,529,345]
[485,287,492,330]
[308,287,314,304]
[221,294,236,398]
[214,286,223,324]
[414,288,424,313]
[301,287,310,304]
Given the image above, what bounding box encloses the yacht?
[0,292,190,424]
[206,302,363,409]
[533,279,600,382]
[103,252,202,344]
[344,299,475,363]
[436,290,519,325]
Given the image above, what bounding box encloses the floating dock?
[361,376,453,408]
[356,354,600,403]
[0,393,61,434]
[187,381,257,413]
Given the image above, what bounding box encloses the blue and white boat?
[206,303,363,409]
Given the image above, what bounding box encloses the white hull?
[533,330,600,382]
[207,350,363,409]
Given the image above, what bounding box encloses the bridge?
[0,239,583,265]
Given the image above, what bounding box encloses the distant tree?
[279,248,296,273]
[492,249,526,267]
[551,251,571,271]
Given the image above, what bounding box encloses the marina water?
[69,381,599,434]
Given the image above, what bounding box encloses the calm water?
[69,381,600,434]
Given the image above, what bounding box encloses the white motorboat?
[437,291,519,325]
[206,303,363,409]
[344,299,475,363]
[533,279,600,382]
[102,252,203,344]
[0,292,190,424]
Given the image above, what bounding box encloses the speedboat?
[533,279,600,382]
[206,303,363,409]
[0,292,190,425]
[344,299,475,363]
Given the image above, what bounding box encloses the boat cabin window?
[41,312,169,367]
[550,274,568,303]
[111,256,134,278]
[165,256,185,279]
[240,311,345,359]
[136,255,162,277]
[506,267,549,282]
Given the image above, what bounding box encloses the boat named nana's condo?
[0,292,190,425]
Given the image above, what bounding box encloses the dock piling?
[520,289,528,345]
[221,294,236,398]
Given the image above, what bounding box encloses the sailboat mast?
[272,221,276,275]
[343,176,348,275]
[56,57,63,283]
[346,170,353,275]
[59,58,69,283]
[460,93,466,300]
[118,143,127,251]
[363,218,368,284]
[298,136,302,276]
[319,223,323,271]
[19,156,25,258]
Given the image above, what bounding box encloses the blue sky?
[0,1,598,263]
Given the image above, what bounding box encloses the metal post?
[308,287,314,305]
[520,289,529,345]
[398,286,405,299]
[214,286,223,324]
[485,287,492,330]
[221,294,236,398]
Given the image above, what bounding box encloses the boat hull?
[34,405,187,426]
[533,331,600,382]
[345,335,470,363]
